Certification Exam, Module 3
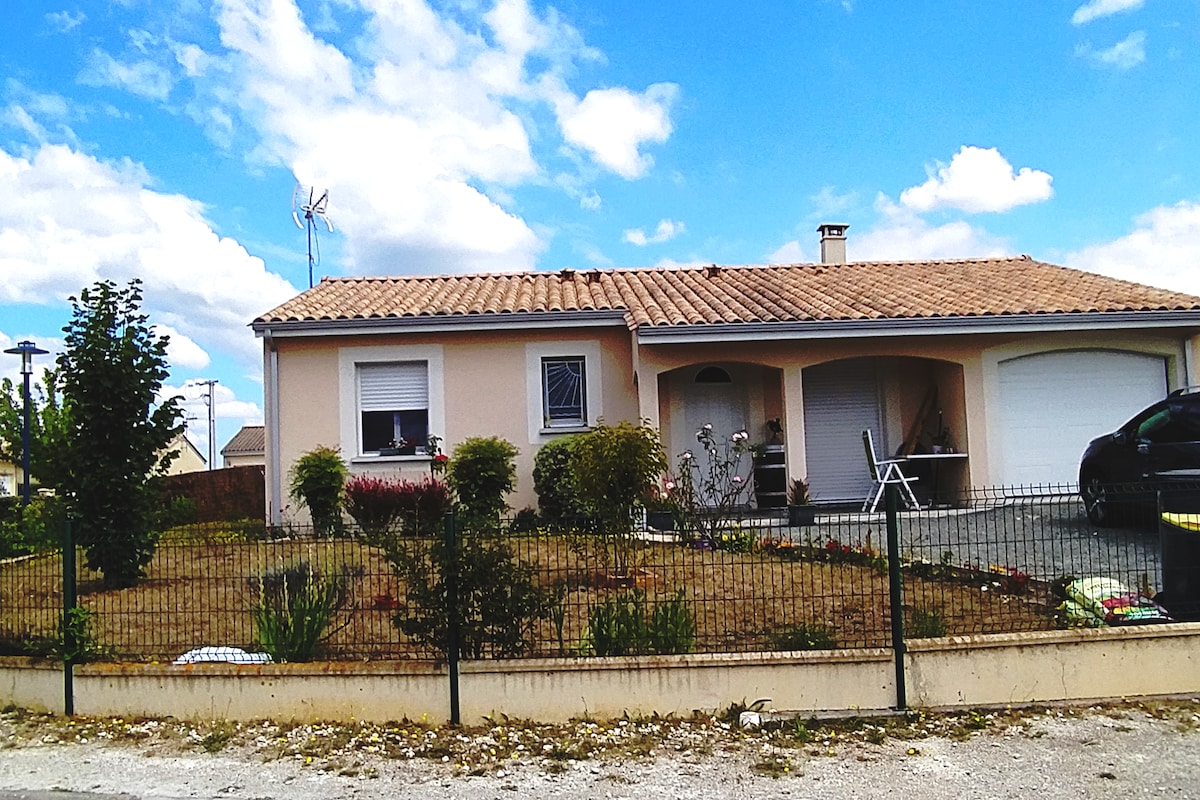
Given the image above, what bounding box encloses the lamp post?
[4,340,49,506]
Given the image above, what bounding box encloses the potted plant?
[787,476,817,526]
[643,478,679,532]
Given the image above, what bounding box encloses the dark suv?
[1079,387,1200,526]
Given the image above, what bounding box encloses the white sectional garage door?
[995,350,1167,486]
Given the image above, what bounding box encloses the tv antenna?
[292,184,333,288]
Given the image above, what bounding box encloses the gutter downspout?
[263,330,283,527]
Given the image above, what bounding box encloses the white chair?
[862,429,920,512]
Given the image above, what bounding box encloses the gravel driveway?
[1,701,1199,799]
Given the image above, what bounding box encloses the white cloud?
[0,144,297,369]
[45,11,86,33]
[1065,200,1200,296]
[899,146,1053,214]
[157,0,675,275]
[80,49,175,100]
[767,240,807,264]
[623,219,685,246]
[809,186,857,220]
[154,324,211,370]
[555,83,678,179]
[853,196,1012,262]
[1071,0,1144,25]
[1076,31,1147,69]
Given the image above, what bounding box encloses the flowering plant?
[673,424,755,544]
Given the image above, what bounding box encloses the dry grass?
[0,527,1055,662]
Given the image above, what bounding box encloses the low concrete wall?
[2,624,1197,723]
[905,623,1200,707]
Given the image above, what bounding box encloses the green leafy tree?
[57,280,182,588]
[569,420,667,573]
[0,368,72,491]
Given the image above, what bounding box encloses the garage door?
[995,350,1167,486]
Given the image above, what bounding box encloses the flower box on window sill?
[539,425,592,436]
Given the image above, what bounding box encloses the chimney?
[818,223,849,264]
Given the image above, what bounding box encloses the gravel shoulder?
[1,699,1199,799]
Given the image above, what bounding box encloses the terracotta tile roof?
[254,257,1200,330]
[221,425,265,456]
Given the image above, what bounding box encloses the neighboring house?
[252,225,1200,523]
[0,459,19,497]
[221,425,266,468]
[163,433,207,475]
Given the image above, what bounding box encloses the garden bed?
[0,526,1057,662]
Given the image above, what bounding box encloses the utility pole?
[192,379,218,470]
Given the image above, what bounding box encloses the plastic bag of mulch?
[1062,577,1173,627]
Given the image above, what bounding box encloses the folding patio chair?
[862,429,921,512]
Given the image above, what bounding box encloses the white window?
[358,362,429,454]
[542,356,587,427]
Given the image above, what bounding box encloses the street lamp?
[4,340,49,505]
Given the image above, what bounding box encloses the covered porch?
[651,355,969,508]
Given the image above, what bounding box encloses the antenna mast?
[292,185,333,288]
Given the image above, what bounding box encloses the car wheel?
[1081,475,1112,527]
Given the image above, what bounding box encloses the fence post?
[443,511,461,726]
[884,484,907,711]
[62,517,76,717]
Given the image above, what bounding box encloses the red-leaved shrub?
[344,474,450,540]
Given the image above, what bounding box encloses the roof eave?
[253,309,631,338]
[635,310,1200,343]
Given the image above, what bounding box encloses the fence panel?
[0,483,1185,663]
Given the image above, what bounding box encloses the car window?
[1139,402,1200,444]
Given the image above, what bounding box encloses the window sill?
[352,454,432,464]
[540,425,591,435]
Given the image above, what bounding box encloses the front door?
[676,366,751,504]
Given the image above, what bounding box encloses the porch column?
[636,363,661,431]
[782,365,807,482]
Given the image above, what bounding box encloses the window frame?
[541,355,588,428]
[525,341,603,441]
[339,344,445,461]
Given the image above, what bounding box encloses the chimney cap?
[817,223,849,237]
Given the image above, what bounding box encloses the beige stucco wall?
[269,326,639,518]
[266,323,1195,519]
[6,624,1199,722]
[223,452,265,469]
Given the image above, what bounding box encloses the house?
[252,225,1200,523]
[0,458,19,497]
[220,424,265,468]
[162,433,207,475]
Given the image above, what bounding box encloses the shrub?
[446,436,519,528]
[532,436,586,526]
[249,561,349,662]
[389,535,551,659]
[908,605,948,638]
[586,589,696,656]
[648,589,696,655]
[0,494,66,558]
[768,623,838,651]
[509,506,541,534]
[569,421,667,571]
[346,474,452,541]
[344,474,403,539]
[289,446,348,536]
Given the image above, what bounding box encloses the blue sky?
[2,0,1199,459]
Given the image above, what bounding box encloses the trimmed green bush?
[446,436,519,528]
[289,446,348,536]
[532,435,586,526]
